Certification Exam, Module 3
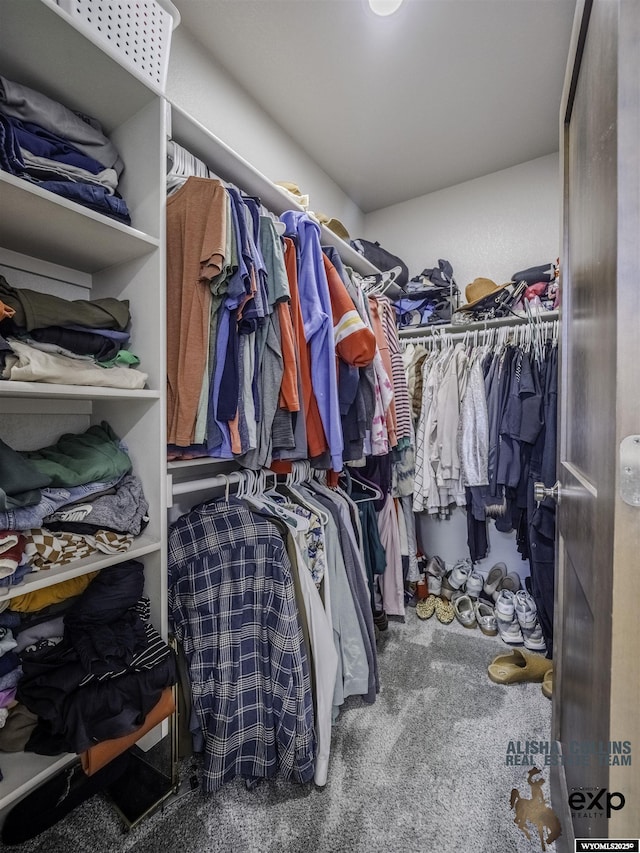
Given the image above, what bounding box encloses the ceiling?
[172,0,577,213]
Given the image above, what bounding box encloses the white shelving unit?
[0,0,167,815]
[0,0,381,820]
[168,103,381,279]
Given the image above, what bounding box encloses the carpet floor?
[5,610,559,853]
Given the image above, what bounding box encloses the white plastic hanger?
[243,469,310,532]
[278,462,330,526]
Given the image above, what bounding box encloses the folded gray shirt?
[0,75,124,176]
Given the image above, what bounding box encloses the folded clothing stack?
[0,564,176,758]
[0,75,130,224]
[0,274,147,389]
[0,422,150,593]
[393,259,458,328]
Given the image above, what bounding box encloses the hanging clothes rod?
[400,318,558,348]
[167,470,246,507]
[167,467,282,506]
[170,471,244,497]
[397,308,559,339]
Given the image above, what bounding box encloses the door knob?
[533,480,560,504]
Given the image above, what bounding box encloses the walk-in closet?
[0,1,638,852]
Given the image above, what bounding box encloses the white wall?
[166,29,365,236]
[369,154,561,582]
[416,511,531,585]
[363,153,560,291]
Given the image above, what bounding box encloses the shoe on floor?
[475,600,498,636]
[514,590,546,651]
[542,667,553,699]
[487,648,551,684]
[483,562,507,597]
[427,573,442,595]
[373,609,388,632]
[449,558,471,590]
[416,595,437,620]
[425,555,446,578]
[494,590,523,644]
[453,594,477,629]
[464,571,483,599]
[440,574,456,600]
[435,597,455,624]
[492,572,521,602]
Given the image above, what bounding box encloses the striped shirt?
[168,500,316,793]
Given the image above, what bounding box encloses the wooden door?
[552,0,640,846]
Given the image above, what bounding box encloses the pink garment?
[377,494,405,617]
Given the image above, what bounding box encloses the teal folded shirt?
[20,421,131,487]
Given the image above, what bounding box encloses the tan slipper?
[435,597,455,624]
[416,594,437,620]
[487,648,551,684]
[542,668,553,699]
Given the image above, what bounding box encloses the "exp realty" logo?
[569,788,626,817]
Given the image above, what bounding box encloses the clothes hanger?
[278,462,330,526]
[243,470,309,532]
[346,472,384,503]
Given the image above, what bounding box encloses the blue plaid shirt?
[168,499,316,792]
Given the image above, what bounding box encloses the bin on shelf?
[56,0,181,93]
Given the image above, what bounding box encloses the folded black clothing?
[67,610,147,677]
[409,258,457,290]
[28,325,121,361]
[18,624,176,755]
[64,560,145,627]
[25,653,177,755]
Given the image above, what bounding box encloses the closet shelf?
[0,534,161,602]
[0,173,159,274]
[168,104,381,278]
[0,382,161,401]
[397,309,560,338]
[0,751,76,813]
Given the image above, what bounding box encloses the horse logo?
[510,767,562,850]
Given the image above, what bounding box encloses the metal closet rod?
[400,319,558,347]
[169,467,285,502]
[171,470,246,497]
[399,312,559,346]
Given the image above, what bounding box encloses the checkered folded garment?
[22,528,133,570]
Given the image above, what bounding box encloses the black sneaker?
[373,609,389,632]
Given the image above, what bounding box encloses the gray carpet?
[7,612,559,853]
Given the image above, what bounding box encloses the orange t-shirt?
[166,177,227,447]
[284,238,327,459]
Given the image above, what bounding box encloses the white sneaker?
[514,590,546,651]
[427,573,442,595]
[449,558,471,590]
[475,601,498,636]
[465,571,483,599]
[494,590,523,644]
